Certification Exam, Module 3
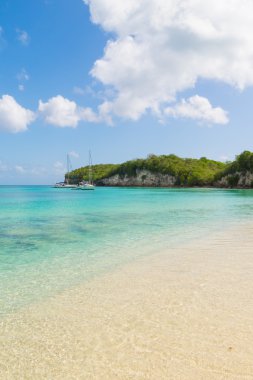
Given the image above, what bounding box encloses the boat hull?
[53,184,78,189]
[73,185,95,190]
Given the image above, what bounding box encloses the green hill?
[68,164,119,184]
[108,154,226,186]
[67,154,227,186]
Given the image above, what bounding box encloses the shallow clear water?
[1,186,253,316]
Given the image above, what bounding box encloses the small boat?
[54,183,78,189]
[75,182,95,191]
[73,151,95,191]
[53,155,78,189]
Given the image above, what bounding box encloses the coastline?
[1,223,253,379]
[95,184,253,189]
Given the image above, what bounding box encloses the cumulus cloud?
[0,95,35,133]
[39,96,80,127]
[165,95,229,125]
[0,94,100,133]
[38,95,99,127]
[16,29,30,45]
[84,0,253,122]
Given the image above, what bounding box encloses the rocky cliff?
[215,171,253,188]
[98,170,253,189]
[97,169,177,187]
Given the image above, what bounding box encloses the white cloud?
[38,95,99,127]
[165,95,229,125]
[16,29,30,45]
[39,96,79,128]
[98,101,113,125]
[0,95,35,133]
[84,0,253,122]
[0,94,101,133]
[79,106,98,123]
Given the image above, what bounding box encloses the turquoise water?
[1,186,253,316]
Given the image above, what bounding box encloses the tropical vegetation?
[67,151,253,187]
[67,154,227,186]
[68,164,119,184]
[215,151,253,187]
[109,154,226,186]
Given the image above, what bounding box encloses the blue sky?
[1,0,253,184]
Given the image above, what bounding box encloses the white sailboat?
[54,154,78,188]
[74,151,95,190]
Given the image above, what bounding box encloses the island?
[67,151,253,189]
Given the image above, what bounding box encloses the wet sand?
[1,224,253,379]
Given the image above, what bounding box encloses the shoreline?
[1,223,253,379]
[90,185,253,190]
[1,184,253,190]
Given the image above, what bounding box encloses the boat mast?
[66,154,72,185]
[88,150,93,184]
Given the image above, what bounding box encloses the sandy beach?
[1,223,253,379]
[2,0,253,378]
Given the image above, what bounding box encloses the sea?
[1,185,253,317]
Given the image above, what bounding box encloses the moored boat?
[72,151,95,190]
[74,182,95,190]
[53,155,78,188]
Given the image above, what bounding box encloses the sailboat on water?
[54,154,77,188]
[74,151,95,191]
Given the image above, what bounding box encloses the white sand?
[1,224,253,379]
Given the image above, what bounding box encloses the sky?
[1,0,253,184]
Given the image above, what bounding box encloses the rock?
[97,169,177,187]
[215,171,253,188]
